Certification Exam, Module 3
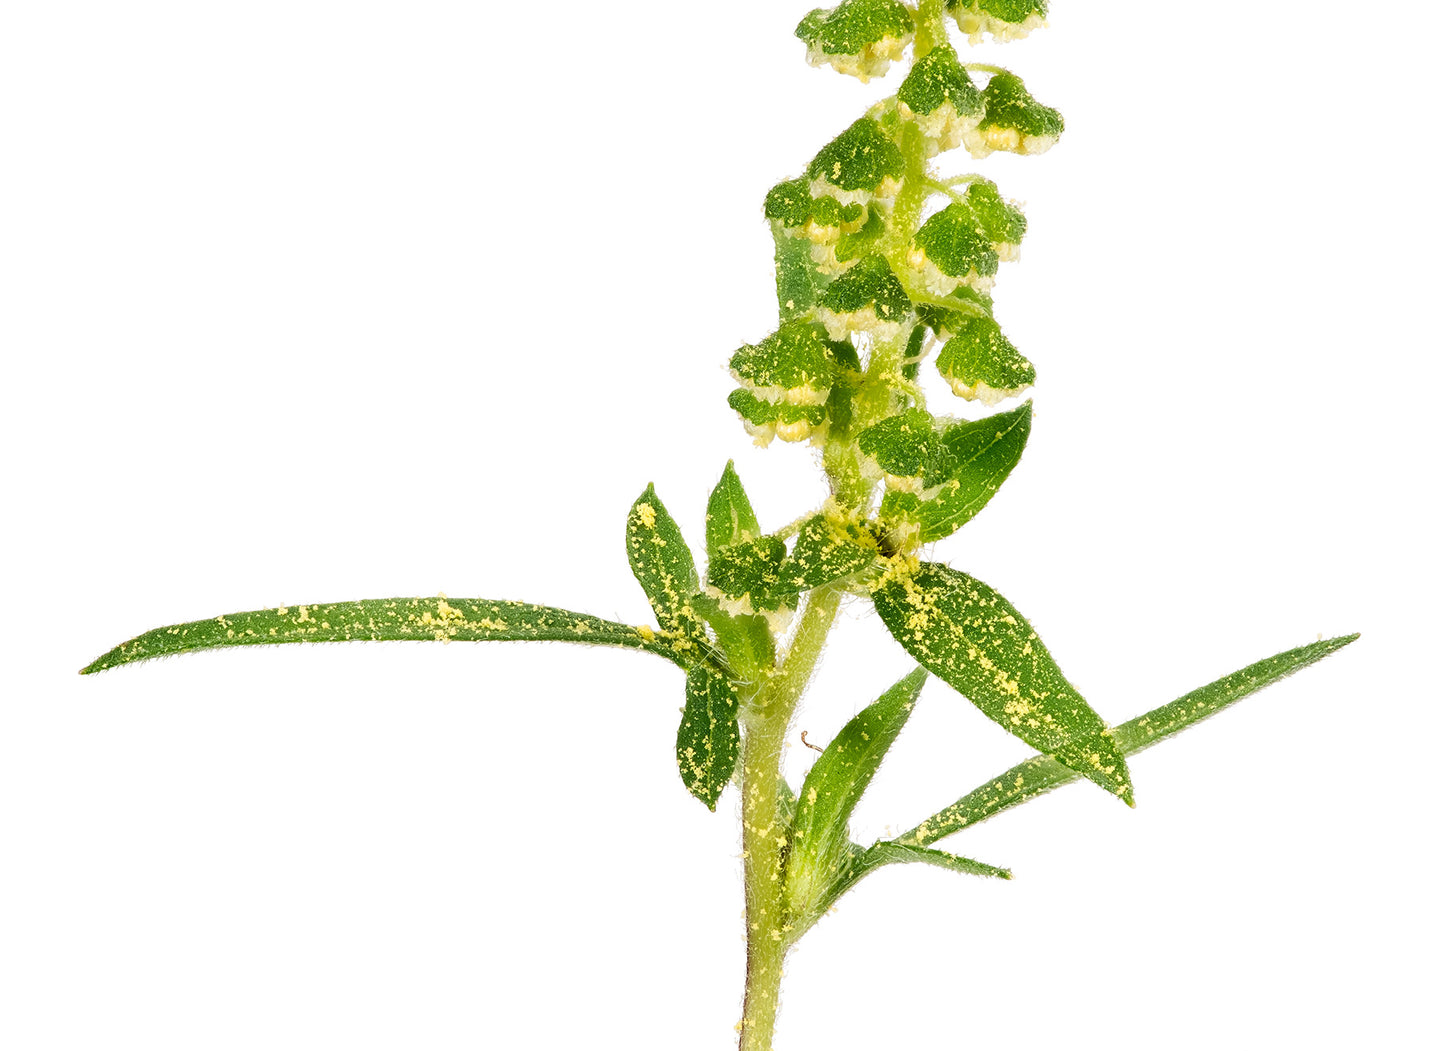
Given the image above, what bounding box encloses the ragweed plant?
[83,2,1357,1048]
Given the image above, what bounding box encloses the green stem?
[913,0,948,57]
[737,585,845,1051]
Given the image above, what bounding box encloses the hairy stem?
[913,0,948,58]
[737,584,844,1050]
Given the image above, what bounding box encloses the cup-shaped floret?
[730,321,839,406]
[947,0,1048,44]
[961,180,1027,262]
[764,179,869,247]
[965,72,1064,157]
[795,0,916,83]
[728,389,830,446]
[936,316,1036,404]
[910,203,1001,296]
[816,254,913,343]
[814,203,888,275]
[807,118,906,206]
[764,178,815,229]
[896,43,983,155]
[857,408,945,492]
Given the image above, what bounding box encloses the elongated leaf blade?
[787,668,927,917]
[797,840,1009,941]
[893,633,1360,848]
[81,596,687,674]
[626,484,709,662]
[917,401,1032,542]
[676,665,741,810]
[705,461,761,562]
[872,561,1133,803]
[859,841,1011,880]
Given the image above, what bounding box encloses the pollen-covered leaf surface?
[627,484,709,662]
[80,596,691,674]
[676,664,742,810]
[872,561,1133,803]
[893,633,1360,848]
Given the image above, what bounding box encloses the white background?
[2,1,1440,1047]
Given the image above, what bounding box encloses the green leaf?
[893,634,1360,848]
[677,664,742,811]
[774,511,879,593]
[705,461,761,562]
[806,840,1010,925]
[859,841,1011,879]
[786,668,927,919]
[626,484,710,662]
[872,561,1134,803]
[915,400,1032,541]
[693,595,775,682]
[80,596,690,674]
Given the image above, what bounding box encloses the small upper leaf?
[626,485,709,662]
[871,561,1133,803]
[705,461,762,563]
[676,664,742,810]
[915,400,1032,541]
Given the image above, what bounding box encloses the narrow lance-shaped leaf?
[676,665,742,811]
[80,596,689,675]
[785,667,927,921]
[892,633,1361,848]
[872,561,1134,803]
[626,484,710,663]
[916,400,1032,542]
